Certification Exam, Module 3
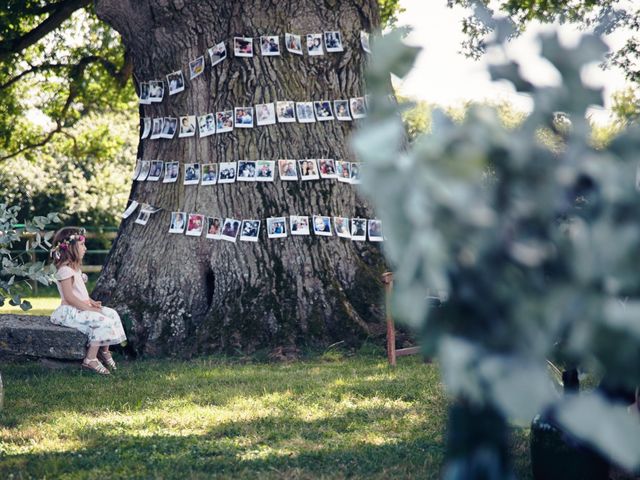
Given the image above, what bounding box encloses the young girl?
[49,227,126,375]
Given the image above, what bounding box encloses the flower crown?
[51,230,86,260]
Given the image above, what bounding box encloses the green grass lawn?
[0,354,535,479]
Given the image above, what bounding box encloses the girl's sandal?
[98,351,117,371]
[82,358,110,375]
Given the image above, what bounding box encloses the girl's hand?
[89,299,102,308]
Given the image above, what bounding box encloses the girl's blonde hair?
[51,227,86,269]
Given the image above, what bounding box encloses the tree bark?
[93,0,386,356]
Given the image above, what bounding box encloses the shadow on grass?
[0,419,445,479]
[0,357,442,426]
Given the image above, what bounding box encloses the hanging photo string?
[137,30,372,105]
[139,96,369,140]
[131,159,362,186]
[121,199,383,244]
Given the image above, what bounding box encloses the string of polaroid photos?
[122,200,383,243]
[138,31,372,105]
[132,159,362,186]
[140,97,367,140]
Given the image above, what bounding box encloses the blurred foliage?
[400,97,529,141]
[611,86,640,125]
[0,204,60,310]
[0,110,137,227]
[448,1,640,86]
[355,23,640,477]
[378,0,404,27]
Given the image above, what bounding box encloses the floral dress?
[50,265,127,347]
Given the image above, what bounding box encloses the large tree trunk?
[93,0,386,356]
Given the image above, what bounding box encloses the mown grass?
[0,354,536,479]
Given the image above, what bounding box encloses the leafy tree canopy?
[448,0,640,85]
[0,0,402,163]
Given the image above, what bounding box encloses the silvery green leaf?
[478,356,558,422]
[439,336,485,404]
[369,29,421,81]
[555,393,640,470]
[488,62,534,93]
[352,118,405,167]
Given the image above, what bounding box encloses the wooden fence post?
[382,272,396,367]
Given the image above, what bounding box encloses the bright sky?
[395,1,633,124]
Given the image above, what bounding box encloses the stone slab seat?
[0,314,86,360]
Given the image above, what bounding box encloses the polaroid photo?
[255,103,276,126]
[350,162,361,184]
[234,37,254,57]
[186,214,205,237]
[144,204,162,214]
[237,160,257,181]
[209,41,227,67]
[350,97,367,119]
[240,220,260,242]
[216,110,234,133]
[184,163,201,185]
[163,161,180,183]
[267,217,287,239]
[314,101,334,121]
[221,218,241,242]
[337,160,352,183]
[136,161,151,181]
[368,219,383,242]
[360,31,371,54]
[334,100,352,121]
[278,159,298,181]
[260,35,281,56]
[290,215,310,235]
[189,56,205,80]
[234,107,254,128]
[148,80,164,103]
[324,31,344,52]
[299,159,319,180]
[160,117,177,139]
[134,208,151,226]
[148,160,164,181]
[351,218,367,241]
[276,101,296,123]
[198,113,216,138]
[318,159,337,179]
[122,201,139,219]
[141,117,152,139]
[179,115,197,138]
[169,212,187,233]
[167,71,185,95]
[307,33,324,56]
[296,102,316,123]
[206,217,223,239]
[150,118,164,140]
[334,216,351,238]
[132,160,142,180]
[255,160,275,182]
[285,33,303,55]
[313,215,332,236]
[218,162,237,184]
[139,82,150,105]
[201,163,218,185]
